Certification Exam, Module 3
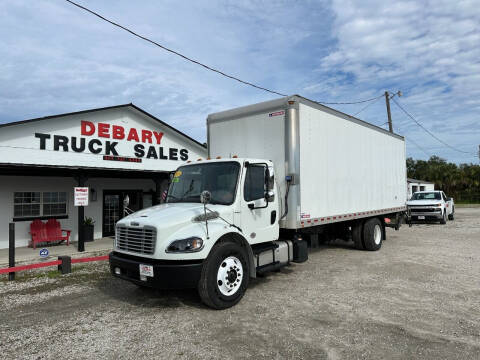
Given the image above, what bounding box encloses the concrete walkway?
[0,237,113,267]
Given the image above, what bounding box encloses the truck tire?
[198,241,249,309]
[362,218,383,251]
[352,221,364,250]
[448,207,454,220]
[440,211,447,224]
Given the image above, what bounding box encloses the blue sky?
[1,0,479,163]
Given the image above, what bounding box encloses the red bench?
[30,219,71,249]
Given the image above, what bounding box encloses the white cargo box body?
[207,95,407,230]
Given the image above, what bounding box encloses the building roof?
[407,178,434,184]
[0,103,206,149]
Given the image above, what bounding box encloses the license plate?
[418,216,425,220]
[139,264,154,277]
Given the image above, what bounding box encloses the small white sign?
[39,248,49,258]
[74,187,89,206]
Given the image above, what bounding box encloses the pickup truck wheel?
[448,207,455,220]
[440,211,447,224]
[352,221,364,250]
[362,218,383,251]
[198,241,249,309]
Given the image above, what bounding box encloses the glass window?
[13,192,41,218]
[411,192,441,200]
[43,192,68,216]
[142,193,153,209]
[168,162,240,205]
[244,165,266,202]
[13,191,68,218]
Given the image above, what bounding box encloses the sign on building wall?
[0,106,207,172]
[74,187,89,206]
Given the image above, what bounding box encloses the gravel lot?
[1,208,479,359]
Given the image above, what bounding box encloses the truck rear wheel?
[362,218,383,251]
[198,241,249,309]
[352,221,364,250]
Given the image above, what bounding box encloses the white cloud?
[0,0,478,163]
[303,0,480,162]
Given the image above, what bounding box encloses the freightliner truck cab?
[109,158,296,309]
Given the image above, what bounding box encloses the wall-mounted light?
[90,188,97,202]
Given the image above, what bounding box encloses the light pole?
[384,90,402,133]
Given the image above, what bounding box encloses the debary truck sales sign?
[35,120,189,162]
[0,106,207,172]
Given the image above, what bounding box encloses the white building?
[407,178,435,199]
[0,104,207,249]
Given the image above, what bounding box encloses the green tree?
[407,156,480,203]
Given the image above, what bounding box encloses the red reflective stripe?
[71,255,109,264]
[0,260,61,274]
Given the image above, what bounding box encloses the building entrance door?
[102,190,143,237]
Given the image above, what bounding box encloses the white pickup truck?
[407,190,455,224]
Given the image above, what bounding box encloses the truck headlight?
[166,237,204,253]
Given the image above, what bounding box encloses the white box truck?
[109,95,407,309]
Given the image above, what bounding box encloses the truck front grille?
[409,207,439,213]
[116,226,156,255]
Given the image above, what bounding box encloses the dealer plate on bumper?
[139,264,154,280]
[418,216,425,220]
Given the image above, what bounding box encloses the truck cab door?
[240,162,279,244]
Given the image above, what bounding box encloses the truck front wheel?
[363,218,383,251]
[198,241,249,309]
[440,211,447,224]
[448,207,455,221]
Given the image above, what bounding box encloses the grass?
[455,203,480,208]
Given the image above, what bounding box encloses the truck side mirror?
[266,166,275,191]
[265,165,275,202]
[266,190,275,202]
[168,171,175,184]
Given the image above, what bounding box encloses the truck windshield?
[411,192,441,200]
[167,162,240,205]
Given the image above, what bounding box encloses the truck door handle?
[271,211,277,224]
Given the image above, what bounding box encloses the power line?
[353,95,384,116]
[317,94,385,105]
[65,0,383,105]
[395,125,432,158]
[65,0,286,97]
[392,98,476,155]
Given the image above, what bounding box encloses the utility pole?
[385,91,393,133]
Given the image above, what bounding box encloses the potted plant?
[83,217,96,242]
